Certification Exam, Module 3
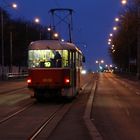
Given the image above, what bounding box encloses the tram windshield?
[28,50,68,68]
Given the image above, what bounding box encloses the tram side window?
[73,52,76,68]
[76,52,79,67]
[69,52,72,67]
[62,50,69,67]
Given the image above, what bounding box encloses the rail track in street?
[0,102,34,124]
[0,73,95,140]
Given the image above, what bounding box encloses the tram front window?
[28,50,69,68]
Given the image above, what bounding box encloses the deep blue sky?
[1,0,121,71]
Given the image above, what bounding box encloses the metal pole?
[1,9,4,80]
[99,62,101,72]
[137,5,140,79]
[10,31,12,73]
[69,10,73,42]
[39,32,41,40]
[68,24,72,43]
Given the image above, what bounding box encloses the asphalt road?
[1,73,140,140]
[92,73,140,140]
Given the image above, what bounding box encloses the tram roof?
[29,40,82,53]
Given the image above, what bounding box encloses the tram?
[27,40,84,101]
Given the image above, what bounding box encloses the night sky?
[1,0,121,71]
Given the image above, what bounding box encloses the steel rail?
[0,102,34,124]
[29,104,65,140]
[0,86,27,95]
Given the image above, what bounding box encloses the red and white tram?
[27,40,84,101]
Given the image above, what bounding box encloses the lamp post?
[136,1,140,79]
[1,3,17,79]
[1,8,4,79]
[10,31,13,73]
[34,17,42,39]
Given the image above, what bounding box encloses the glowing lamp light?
[54,33,59,38]
[96,60,99,64]
[105,65,108,67]
[113,26,117,31]
[34,18,40,23]
[81,70,87,75]
[110,33,113,37]
[101,60,104,63]
[47,27,51,31]
[108,42,111,45]
[121,0,127,5]
[115,18,119,22]
[12,3,18,8]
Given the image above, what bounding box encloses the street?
[0,73,140,140]
[92,73,140,140]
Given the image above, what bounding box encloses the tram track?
[0,91,75,140]
[0,73,95,139]
[29,103,72,140]
[0,85,34,126]
[29,75,95,139]
[0,102,34,124]
[0,86,27,95]
[29,107,62,140]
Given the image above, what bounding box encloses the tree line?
[109,1,139,74]
[0,7,48,68]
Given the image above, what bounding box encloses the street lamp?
[1,2,17,79]
[121,0,127,5]
[12,3,18,9]
[115,17,119,22]
[113,26,117,31]
[34,17,40,24]
[47,27,51,31]
[34,17,42,39]
[108,38,112,42]
[110,33,113,37]
[108,42,111,45]
[136,1,140,79]
[53,32,59,40]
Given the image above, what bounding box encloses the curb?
[83,81,103,140]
